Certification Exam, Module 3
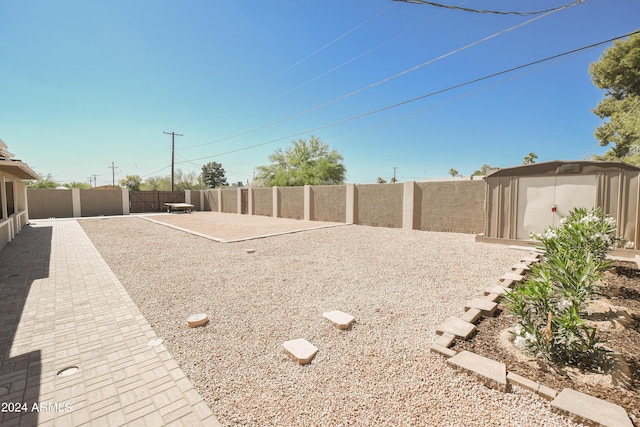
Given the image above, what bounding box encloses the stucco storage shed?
[482,160,640,250]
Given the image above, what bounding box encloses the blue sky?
[1,0,639,185]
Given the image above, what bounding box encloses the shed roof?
[485,160,640,179]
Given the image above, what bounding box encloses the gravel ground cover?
[146,212,345,241]
[80,217,584,426]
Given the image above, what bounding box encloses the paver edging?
[429,252,634,427]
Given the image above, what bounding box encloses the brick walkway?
[0,220,221,426]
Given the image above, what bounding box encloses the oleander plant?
[504,207,629,369]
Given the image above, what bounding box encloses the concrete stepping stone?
[484,284,511,296]
[511,262,531,270]
[447,350,507,392]
[430,343,456,358]
[322,310,355,329]
[434,332,456,348]
[551,388,633,427]
[282,338,318,365]
[500,272,525,282]
[436,316,476,339]
[460,308,482,324]
[521,255,540,263]
[464,298,497,316]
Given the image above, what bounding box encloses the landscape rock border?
[430,252,634,427]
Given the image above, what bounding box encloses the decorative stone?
[187,313,209,328]
[448,351,507,392]
[551,388,633,427]
[464,298,498,316]
[246,249,256,254]
[436,317,476,339]
[460,308,482,324]
[507,372,539,394]
[500,272,525,282]
[322,310,355,329]
[484,284,510,296]
[434,332,456,348]
[430,344,457,358]
[282,338,318,365]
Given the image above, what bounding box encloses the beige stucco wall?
[253,188,272,216]
[310,185,346,222]
[80,190,124,217]
[355,184,403,228]
[203,189,219,212]
[417,180,485,233]
[278,187,304,219]
[221,189,237,213]
[27,189,74,219]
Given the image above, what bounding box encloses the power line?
[178,10,559,152]
[274,1,463,99]
[173,30,640,167]
[391,0,588,16]
[272,3,396,79]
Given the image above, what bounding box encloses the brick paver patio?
[0,220,221,426]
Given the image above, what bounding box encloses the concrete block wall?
[25,182,486,234]
[354,183,404,228]
[252,188,273,217]
[278,186,304,220]
[220,189,237,213]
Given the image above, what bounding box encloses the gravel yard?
[80,216,583,426]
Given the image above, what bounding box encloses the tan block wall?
[278,187,304,219]
[80,190,124,217]
[187,190,202,211]
[221,189,237,213]
[253,188,272,216]
[417,180,485,233]
[355,184,403,228]
[310,185,346,222]
[27,189,74,219]
[203,190,218,211]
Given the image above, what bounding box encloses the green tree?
[376,177,387,184]
[141,176,171,191]
[120,175,142,191]
[472,164,491,176]
[201,162,228,188]
[589,33,640,164]
[522,152,538,165]
[175,169,205,190]
[255,135,346,186]
[64,181,91,189]
[448,168,460,177]
[28,172,59,189]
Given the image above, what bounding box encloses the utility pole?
[163,131,183,191]
[108,162,118,186]
[392,166,397,183]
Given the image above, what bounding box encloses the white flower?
[514,335,527,350]
[514,324,522,335]
[560,217,568,225]
[544,229,557,239]
[557,298,571,312]
[605,216,617,227]
[624,241,635,249]
[524,332,537,343]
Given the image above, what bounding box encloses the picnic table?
[165,203,194,213]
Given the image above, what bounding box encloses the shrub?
[505,207,621,369]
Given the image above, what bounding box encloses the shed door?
[516,175,597,239]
